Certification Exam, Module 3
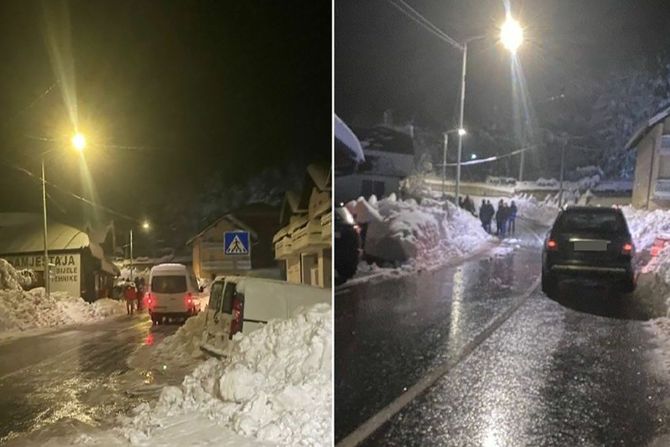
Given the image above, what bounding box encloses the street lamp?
[42,132,86,298]
[500,15,524,54]
[441,128,467,197]
[71,132,86,152]
[129,221,151,281]
[454,16,523,204]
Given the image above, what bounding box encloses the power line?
[387,0,463,51]
[0,159,140,222]
[437,145,536,167]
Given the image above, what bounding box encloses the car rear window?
[556,211,626,234]
[151,275,187,293]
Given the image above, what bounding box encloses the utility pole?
[442,132,448,197]
[455,41,467,205]
[129,228,134,281]
[558,134,567,207]
[41,158,50,298]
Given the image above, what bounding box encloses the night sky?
[336,0,670,129]
[0,0,331,237]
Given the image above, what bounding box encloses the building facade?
[0,213,118,301]
[628,107,670,209]
[273,164,331,288]
[335,126,414,203]
[188,203,279,280]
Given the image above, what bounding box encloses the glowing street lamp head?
[142,221,150,230]
[458,128,467,136]
[500,15,523,54]
[71,133,86,151]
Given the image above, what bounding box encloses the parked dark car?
[335,206,361,283]
[542,206,636,297]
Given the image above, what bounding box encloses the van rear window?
[151,276,187,293]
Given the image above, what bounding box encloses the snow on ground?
[347,194,493,282]
[0,258,125,334]
[622,206,670,252]
[129,311,208,371]
[512,194,560,226]
[120,303,332,446]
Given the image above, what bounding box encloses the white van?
[146,263,200,324]
[201,276,330,356]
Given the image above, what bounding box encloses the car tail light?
[546,239,558,251]
[622,242,634,255]
[184,292,193,306]
[229,296,243,338]
[146,293,156,306]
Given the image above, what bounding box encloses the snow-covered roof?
[335,115,365,163]
[306,164,331,192]
[626,105,670,150]
[355,126,414,155]
[0,216,91,255]
[187,203,278,246]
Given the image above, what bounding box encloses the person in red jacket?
[124,283,137,315]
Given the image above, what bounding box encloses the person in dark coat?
[479,200,487,230]
[508,200,518,235]
[496,200,508,237]
[484,200,494,233]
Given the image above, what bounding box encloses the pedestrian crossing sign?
[224,231,250,256]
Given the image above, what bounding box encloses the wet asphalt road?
[335,220,670,445]
[0,314,178,445]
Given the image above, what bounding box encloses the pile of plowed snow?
[0,258,125,333]
[347,194,492,267]
[512,194,560,226]
[121,303,332,446]
[129,311,208,370]
[622,206,670,251]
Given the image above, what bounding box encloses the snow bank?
[621,206,670,251]
[0,259,125,333]
[509,194,559,226]
[0,288,126,332]
[121,303,332,446]
[350,195,492,268]
[130,311,208,370]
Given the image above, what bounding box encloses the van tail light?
[146,293,156,307]
[622,242,634,255]
[229,296,243,339]
[184,292,193,307]
[546,239,558,251]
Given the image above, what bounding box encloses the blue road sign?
[224,231,250,255]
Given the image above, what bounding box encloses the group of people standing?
[479,199,517,237]
[457,195,518,237]
[123,276,146,315]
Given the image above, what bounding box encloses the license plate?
[573,240,608,251]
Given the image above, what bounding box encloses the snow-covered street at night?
[336,199,670,446]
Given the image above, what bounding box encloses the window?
[556,211,625,234]
[362,180,385,198]
[151,276,187,293]
[209,281,224,311]
[221,282,237,313]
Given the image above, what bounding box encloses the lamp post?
[129,221,151,281]
[499,15,525,180]
[442,128,467,199]
[454,15,522,204]
[41,132,86,298]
